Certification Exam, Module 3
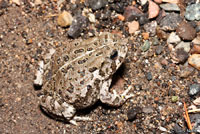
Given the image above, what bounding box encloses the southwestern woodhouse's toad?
[34,32,133,124]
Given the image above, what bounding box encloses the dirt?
[0,1,198,134]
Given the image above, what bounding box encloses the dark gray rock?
[123,6,144,22]
[159,13,182,31]
[146,72,152,81]
[127,107,142,121]
[185,3,200,21]
[188,83,200,96]
[68,15,89,38]
[144,21,157,36]
[155,45,163,55]
[170,48,189,64]
[88,0,108,10]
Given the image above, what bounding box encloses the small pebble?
[0,0,8,9]
[154,0,162,3]
[168,44,174,51]
[138,15,149,25]
[159,126,168,132]
[88,0,107,10]
[171,96,179,103]
[127,21,139,34]
[173,123,185,134]
[35,0,42,5]
[167,32,181,44]
[88,13,96,23]
[141,40,150,52]
[142,106,154,113]
[193,97,200,105]
[188,54,200,70]
[188,83,200,96]
[140,0,148,5]
[156,28,168,40]
[57,11,73,27]
[12,0,20,5]
[127,107,142,121]
[180,65,195,78]
[152,37,159,46]
[192,36,200,45]
[146,72,153,81]
[190,44,200,54]
[160,3,180,11]
[175,41,190,53]
[176,21,197,41]
[148,0,160,19]
[196,25,200,33]
[143,21,157,36]
[171,48,189,64]
[156,45,163,55]
[159,13,182,31]
[134,84,142,91]
[162,0,179,3]
[142,32,149,40]
[161,59,168,66]
[185,3,200,21]
[171,75,177,81]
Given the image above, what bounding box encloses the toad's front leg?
[99,79,134,107]
[34,48,56,86]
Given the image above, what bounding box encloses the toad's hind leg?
[40,95,91,125]
[40,95,76,120]
[99,79,134,107]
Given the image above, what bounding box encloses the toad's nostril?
[110,50,118,60]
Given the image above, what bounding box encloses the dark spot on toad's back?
[46,70,53,80]
[57,58,61,64]
[63,55,69,62]
[87,47,93,51]
[80,80,84,85]
[99,69,105,77]
[89,67,97,72]
[78,70,85,77]
[87,85,92,90]
[96,52,103,56]
[74,48,84,54]
[78,58,88,64]
[61,68,68,73]
[110,50,118,60]
[94,42,98,46]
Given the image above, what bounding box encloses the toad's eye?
[110,49,118,60]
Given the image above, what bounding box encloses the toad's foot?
[69,116,92,125]
[100,79,134,107]
[120,86,134,99]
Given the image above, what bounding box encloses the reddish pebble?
[188,54,200,70]
[154,0,162,3]
[176,21,196,41]
[161,59,168,66]
[118,14,125,21]
[128,21,139,34]
[190,44,200,54]
[162,0,179,3]
[148,0,160,19]
[142,32,149,40]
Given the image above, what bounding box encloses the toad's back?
[41,32,128,109]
